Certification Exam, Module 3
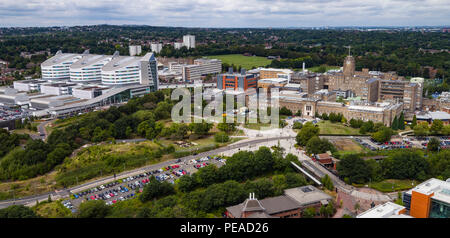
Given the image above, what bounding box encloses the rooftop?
[41,51,81,67]
[357,202,411,218]
[70,54,112,69]
[284,185,332,206]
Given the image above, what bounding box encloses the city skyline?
[1,0,449,28]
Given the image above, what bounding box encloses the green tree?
[0,205,38,218]
[77,200,111,218]
[296,122,320,146]
[371,127,394,143]
[391,116,398,130]
[302,207,316,218]
[427,137,441,152]
[430,120,444,134]
[411,115,417,128]
[321,174,334,191]
[214,132,230,143]
[398,112,405,130]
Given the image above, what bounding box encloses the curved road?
[0,136,294,209]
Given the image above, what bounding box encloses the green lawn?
[205,54,272,69]
[307,65,340,73]
[317,120,361,135]
[368,179,418,193]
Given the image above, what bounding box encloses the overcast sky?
[0,0,449,27]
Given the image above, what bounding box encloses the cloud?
[0,0,449,27]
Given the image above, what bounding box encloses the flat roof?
[284,185,332,206]
[357,202,411,218]
[416,111,450,121]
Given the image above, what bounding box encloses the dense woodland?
[0,25,449,84]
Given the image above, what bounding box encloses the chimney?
[302,62,306,72]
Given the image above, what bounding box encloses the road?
[0,135,294,209]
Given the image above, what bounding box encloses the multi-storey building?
[102,52,158,88]
[402,178,450,218]
[150,43,162,54]
[181,58,221,82]
[129,45,142,56]
[259,68,293,82]
[182,35,195,49]
[174,42,183,50]
[41,51,82,80]
[69,53,112,82]
[217,70,258,91]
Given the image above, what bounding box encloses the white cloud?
[0,0,449,27]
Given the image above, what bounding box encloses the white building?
[129,45,142,56]
[182,35,195,49]
[102,52,158,88]
[181,58,221,82]
[174,42,183,50]
[357,202,412,218]
[151,43,163,54]
[69,52,112,82]
[41,51,82,80]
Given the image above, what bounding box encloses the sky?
[0,0,449,28]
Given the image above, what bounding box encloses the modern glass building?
[69,53,112,82]
[402,178,450,218]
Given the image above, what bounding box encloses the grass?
[317,120,361,135]
[0,172,58,200]
[34,200,72,218]
[243,122,278,130]
[205,54,272,69]
[368,179,417,193]
[331,138,369,157]
[307,65,340,73]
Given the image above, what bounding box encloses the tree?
[391,116,398,130]
[77,200,111,218]
[305,136,336,155]
[293,122,303,130]
[302,207,316,218]
[0,205,38,218]
[360,121,374,134]
[371,127,394,143]
[411,115,417,128]
[398,112,405,130]
[336,154,371,184]
[427,137,441,152]
[140,177,175,202]
[430,120,444,135]
[280,106,293,116]
[177,175,198,193]
[414,122,429,137]
[296,122,320,146]
[214,132,230,143]
[321,174,334,191]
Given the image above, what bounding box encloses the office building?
[259,68,293,82]
[129,45,142,56]
[217,70,258,91]
[181,58,222,82]
[182,35,195,49]
[403,178,450,218]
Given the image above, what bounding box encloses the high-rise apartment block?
[151,43,163,54]
[182,35,195,49]
[129,45,142,56]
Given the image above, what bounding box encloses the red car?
[112,200,117,204]
[90,196,95,200]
